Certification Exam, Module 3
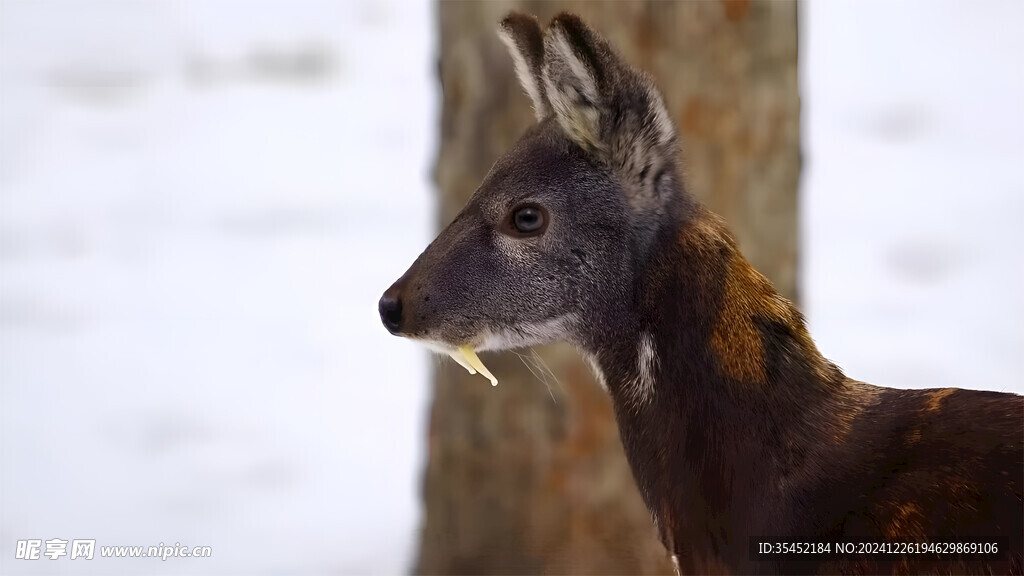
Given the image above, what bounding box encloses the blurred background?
[0,1,1020,575]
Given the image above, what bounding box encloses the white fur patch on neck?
[624,331,658,407]
[582,352,608,392]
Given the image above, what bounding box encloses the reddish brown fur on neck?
[680,210,822,385]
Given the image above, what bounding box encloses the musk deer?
[379,12,1023,575]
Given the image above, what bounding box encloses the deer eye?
[506,205,548,237]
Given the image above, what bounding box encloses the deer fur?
[380,12,1023,575]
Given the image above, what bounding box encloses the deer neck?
[584,207,856,565]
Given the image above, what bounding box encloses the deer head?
[379,13,687,362]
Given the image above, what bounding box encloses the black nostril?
[378,294,403,334]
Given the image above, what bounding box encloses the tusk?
[448,350,476,374]
[459,346,498,387]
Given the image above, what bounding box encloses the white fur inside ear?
[498,27,548,120]
[645,85,675,146]
[543,27,602,150]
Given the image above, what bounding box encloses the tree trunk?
[419,1,799,573]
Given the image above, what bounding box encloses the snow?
[802,0,1024,394]
[1,1,435,574]
[0,1,1021,575]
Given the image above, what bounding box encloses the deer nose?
[378,289,403,334]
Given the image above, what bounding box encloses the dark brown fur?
[600,206,1024,574]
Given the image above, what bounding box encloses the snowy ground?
[1,1,435,574]
[802,0,1024,394]
[1,1,1020,575]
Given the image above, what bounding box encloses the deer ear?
[498,12,549,120]
[543,14,677,212]
[541,13,607,150]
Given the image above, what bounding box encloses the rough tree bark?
[418,1,799,574]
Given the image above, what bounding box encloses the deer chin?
[410,313,576,353]
[409,314,578,387]
[411,339,499,386]
[475,313,578,352]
